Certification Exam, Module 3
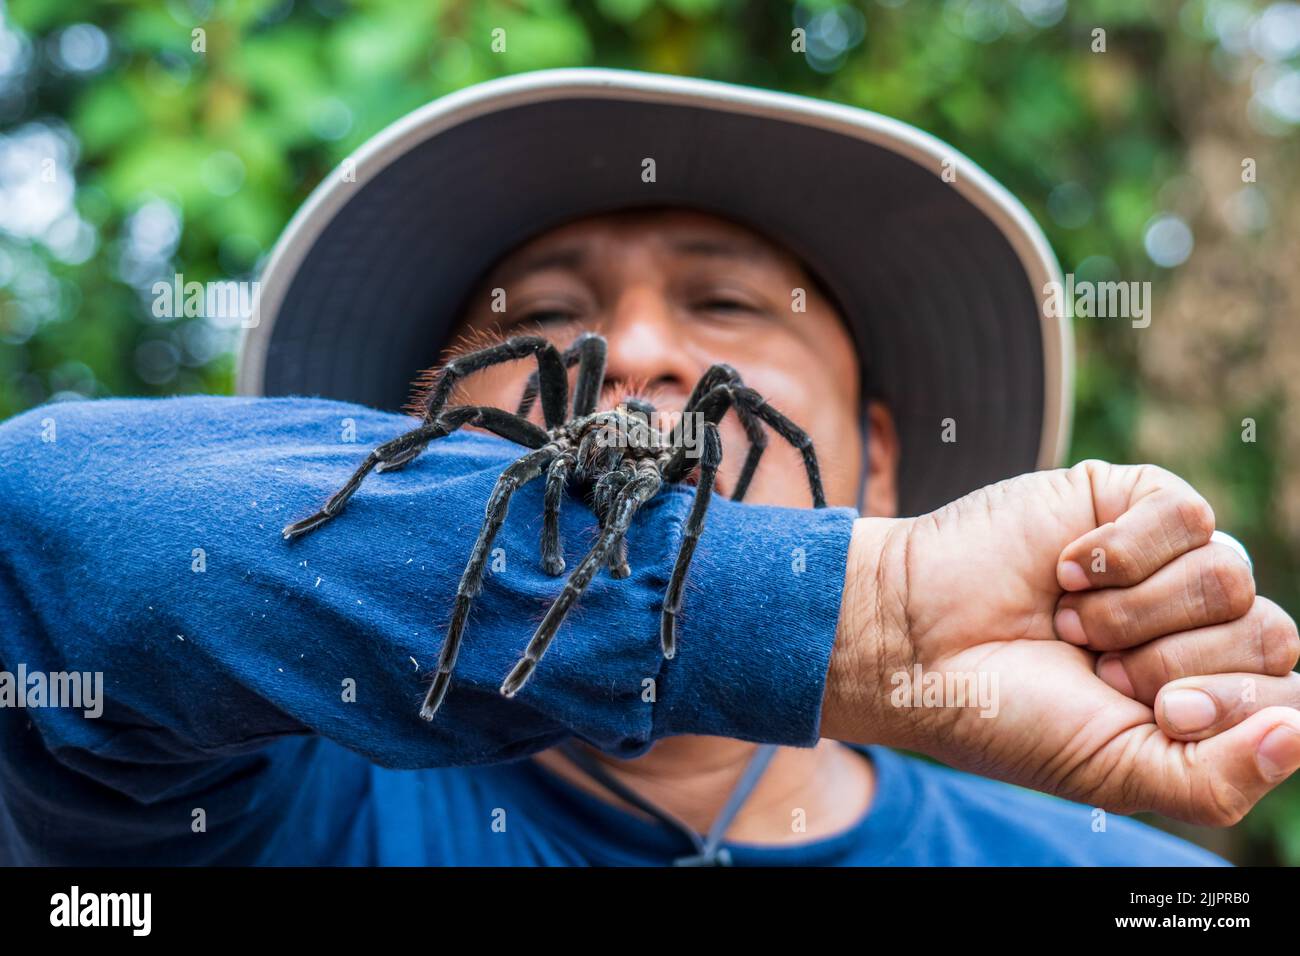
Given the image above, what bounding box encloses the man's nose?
[598,287,696,404]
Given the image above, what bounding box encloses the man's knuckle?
[1202,777,1251,828]
[1097,596,1135,646]
[1261,602,1300,675]
[1174,494,1216,547]
[1152,642,1185,684]
[1101,539,1138,583]
[1202,550,1255,619]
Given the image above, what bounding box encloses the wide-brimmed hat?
[236,68,1071,516]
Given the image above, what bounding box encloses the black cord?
[558,740,778,866]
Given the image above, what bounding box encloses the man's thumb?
[1148,706,1300,826]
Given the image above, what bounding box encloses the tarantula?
[282,333,826,720]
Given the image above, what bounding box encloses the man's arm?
[7,395,1297,862]
[0,396,856,860]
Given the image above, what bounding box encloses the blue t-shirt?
[0,397,1226,866]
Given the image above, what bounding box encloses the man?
[1,70,1297,865]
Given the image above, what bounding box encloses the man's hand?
[823,460,1300,826]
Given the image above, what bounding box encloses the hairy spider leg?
[500,468,663,700]
[588,407,659,577]
[281,405,549,540]
[573,416,622,484]
[664,382,826,509]
[516,332,607,420]
[421,444,560,720]
[540,451,576,575]
[597,403,661,577]
[281,406,476,539]
[571,423,619,574]
[285,336,566,541]
[672,364,768,502]
[420,335,570,430]
[569,334,609,418]
[537,412,635,582]
[592,458,637,578]
[378,405,548,475]
[660,422,722,659]
[535,335,614,576]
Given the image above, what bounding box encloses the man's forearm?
[0,396,857,786]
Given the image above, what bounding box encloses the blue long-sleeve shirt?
[0,396,1225,865]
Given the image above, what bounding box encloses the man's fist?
[824,460,1300,827]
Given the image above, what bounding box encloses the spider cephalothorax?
[282,332,826,719]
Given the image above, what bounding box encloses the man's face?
[449,208,897,512]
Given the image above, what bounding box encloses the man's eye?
[696,298,761,316]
